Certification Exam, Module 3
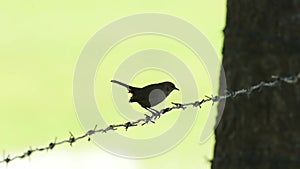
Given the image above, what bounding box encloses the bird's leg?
[145,107,156,115]
[145,107,160,119]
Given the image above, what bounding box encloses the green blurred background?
[0,1,226,168]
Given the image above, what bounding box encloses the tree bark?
[212,1,300,169]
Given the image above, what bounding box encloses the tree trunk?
[212,1,300,169]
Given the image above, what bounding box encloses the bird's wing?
[148,89,166,107]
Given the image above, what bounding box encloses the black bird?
[111,80,179,115]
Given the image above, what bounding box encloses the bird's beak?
[174,87,179,91]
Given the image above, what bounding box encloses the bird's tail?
[111,80,130,89]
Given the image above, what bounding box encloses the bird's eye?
[167,86,172,92]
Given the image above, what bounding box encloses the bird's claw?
[152,112,161,119]
[145,108,161,119]
[146,111,159,119]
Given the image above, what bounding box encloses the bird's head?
[163,82,179,94]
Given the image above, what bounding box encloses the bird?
[111,80,179,115]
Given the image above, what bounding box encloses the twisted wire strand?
[1,72,299,165]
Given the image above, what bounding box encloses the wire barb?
[68,132,75,146]
[0,72,299,165]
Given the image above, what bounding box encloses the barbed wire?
[1,72,299,165]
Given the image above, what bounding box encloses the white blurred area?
[1,142,139,169]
